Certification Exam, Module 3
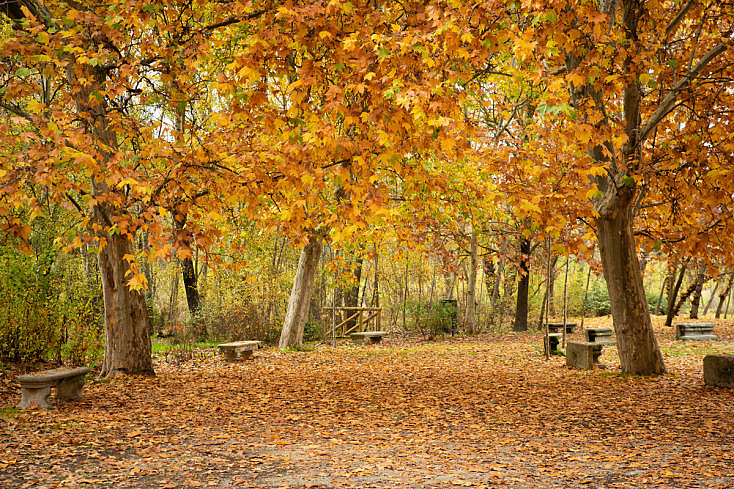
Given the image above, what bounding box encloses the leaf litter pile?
[2,318,733,488]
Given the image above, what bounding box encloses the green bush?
[405,301,457,337]
[0,242,104,367]
[583,285,611,317]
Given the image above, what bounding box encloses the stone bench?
[544,333,563,354]
[17,366,92,409]
[566,341,606,370]
[350,331,387,345]
[676,323,717,341]
[218,341,262,361]
[585,327,615,345]
[703,354,734,388]
[546,322,577,334]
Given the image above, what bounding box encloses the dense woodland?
[1,0,733,376]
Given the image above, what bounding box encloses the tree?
[517,0,734,374]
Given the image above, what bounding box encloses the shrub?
[583,285,611,317]
[405,301,457,337]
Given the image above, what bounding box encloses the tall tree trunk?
[279,235,323,348]
[513,238,531,332]
[465,232,478,334]
[547,255,558,317]
[97,220,153,377]
[344,254,363,330]
[174,215,201,318]
[489,256,504,325]
[371,252,380,307]
[572,0,669,375]
[689,265,706,319]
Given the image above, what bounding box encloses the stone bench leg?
[590,345,606,369]
[368,336,382,344]
[239,350,254,360]
[18,385,52,409]
[56,376,86,400]
[222,350,238,362]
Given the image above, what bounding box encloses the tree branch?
[665,0,695,39]
[639,42,730,142]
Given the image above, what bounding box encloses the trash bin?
[438,299,458,335]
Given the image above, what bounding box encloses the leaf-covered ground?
[2,317,733,488]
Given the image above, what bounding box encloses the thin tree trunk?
[345,254,363,330]
[547,255,558,317]
[371,252,380,307]
[655,274,667,315]
[703,281,719,316]
[279,235,323,349]
[689,265,706,319]
[716,275,734,319]
[665,263,688,327]
[465,231,478,334]
[513,238,531,332]
[580,267,592,331]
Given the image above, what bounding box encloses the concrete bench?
[585,327,615,345]
[703,354,734,388]
[676,323,717,341]
[566,341,606,370]
[544,333,563,354]
[218,341,262,361]
[546,322,577,334]
[350,331,387,345]
[17,366,92,409]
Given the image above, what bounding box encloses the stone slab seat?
[545,333,563,354]
[17,366,91,409]
[676,323,717,341]
[585,327,615,345]
[566,341,606,370]
[703,354,734,388]
[546,322,577,334]
[350,331,387,345]
[218,341,262,361]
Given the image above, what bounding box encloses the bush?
[583,285,611,317]
[405,301,457,337]
[201,299,280,345]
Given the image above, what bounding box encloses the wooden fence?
[323,307,382,338]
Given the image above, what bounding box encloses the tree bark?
[279,235,323,349]
[513,238,531,332]
[97,220,154,377]
[595,192,665,375]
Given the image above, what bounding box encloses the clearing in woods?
[1,317,733,488]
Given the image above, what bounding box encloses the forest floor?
[1,316,734,488]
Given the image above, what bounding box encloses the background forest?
[0,0,733,375]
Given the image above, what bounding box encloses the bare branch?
[665,0,695,39]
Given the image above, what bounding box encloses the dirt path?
[2,318,733,488]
